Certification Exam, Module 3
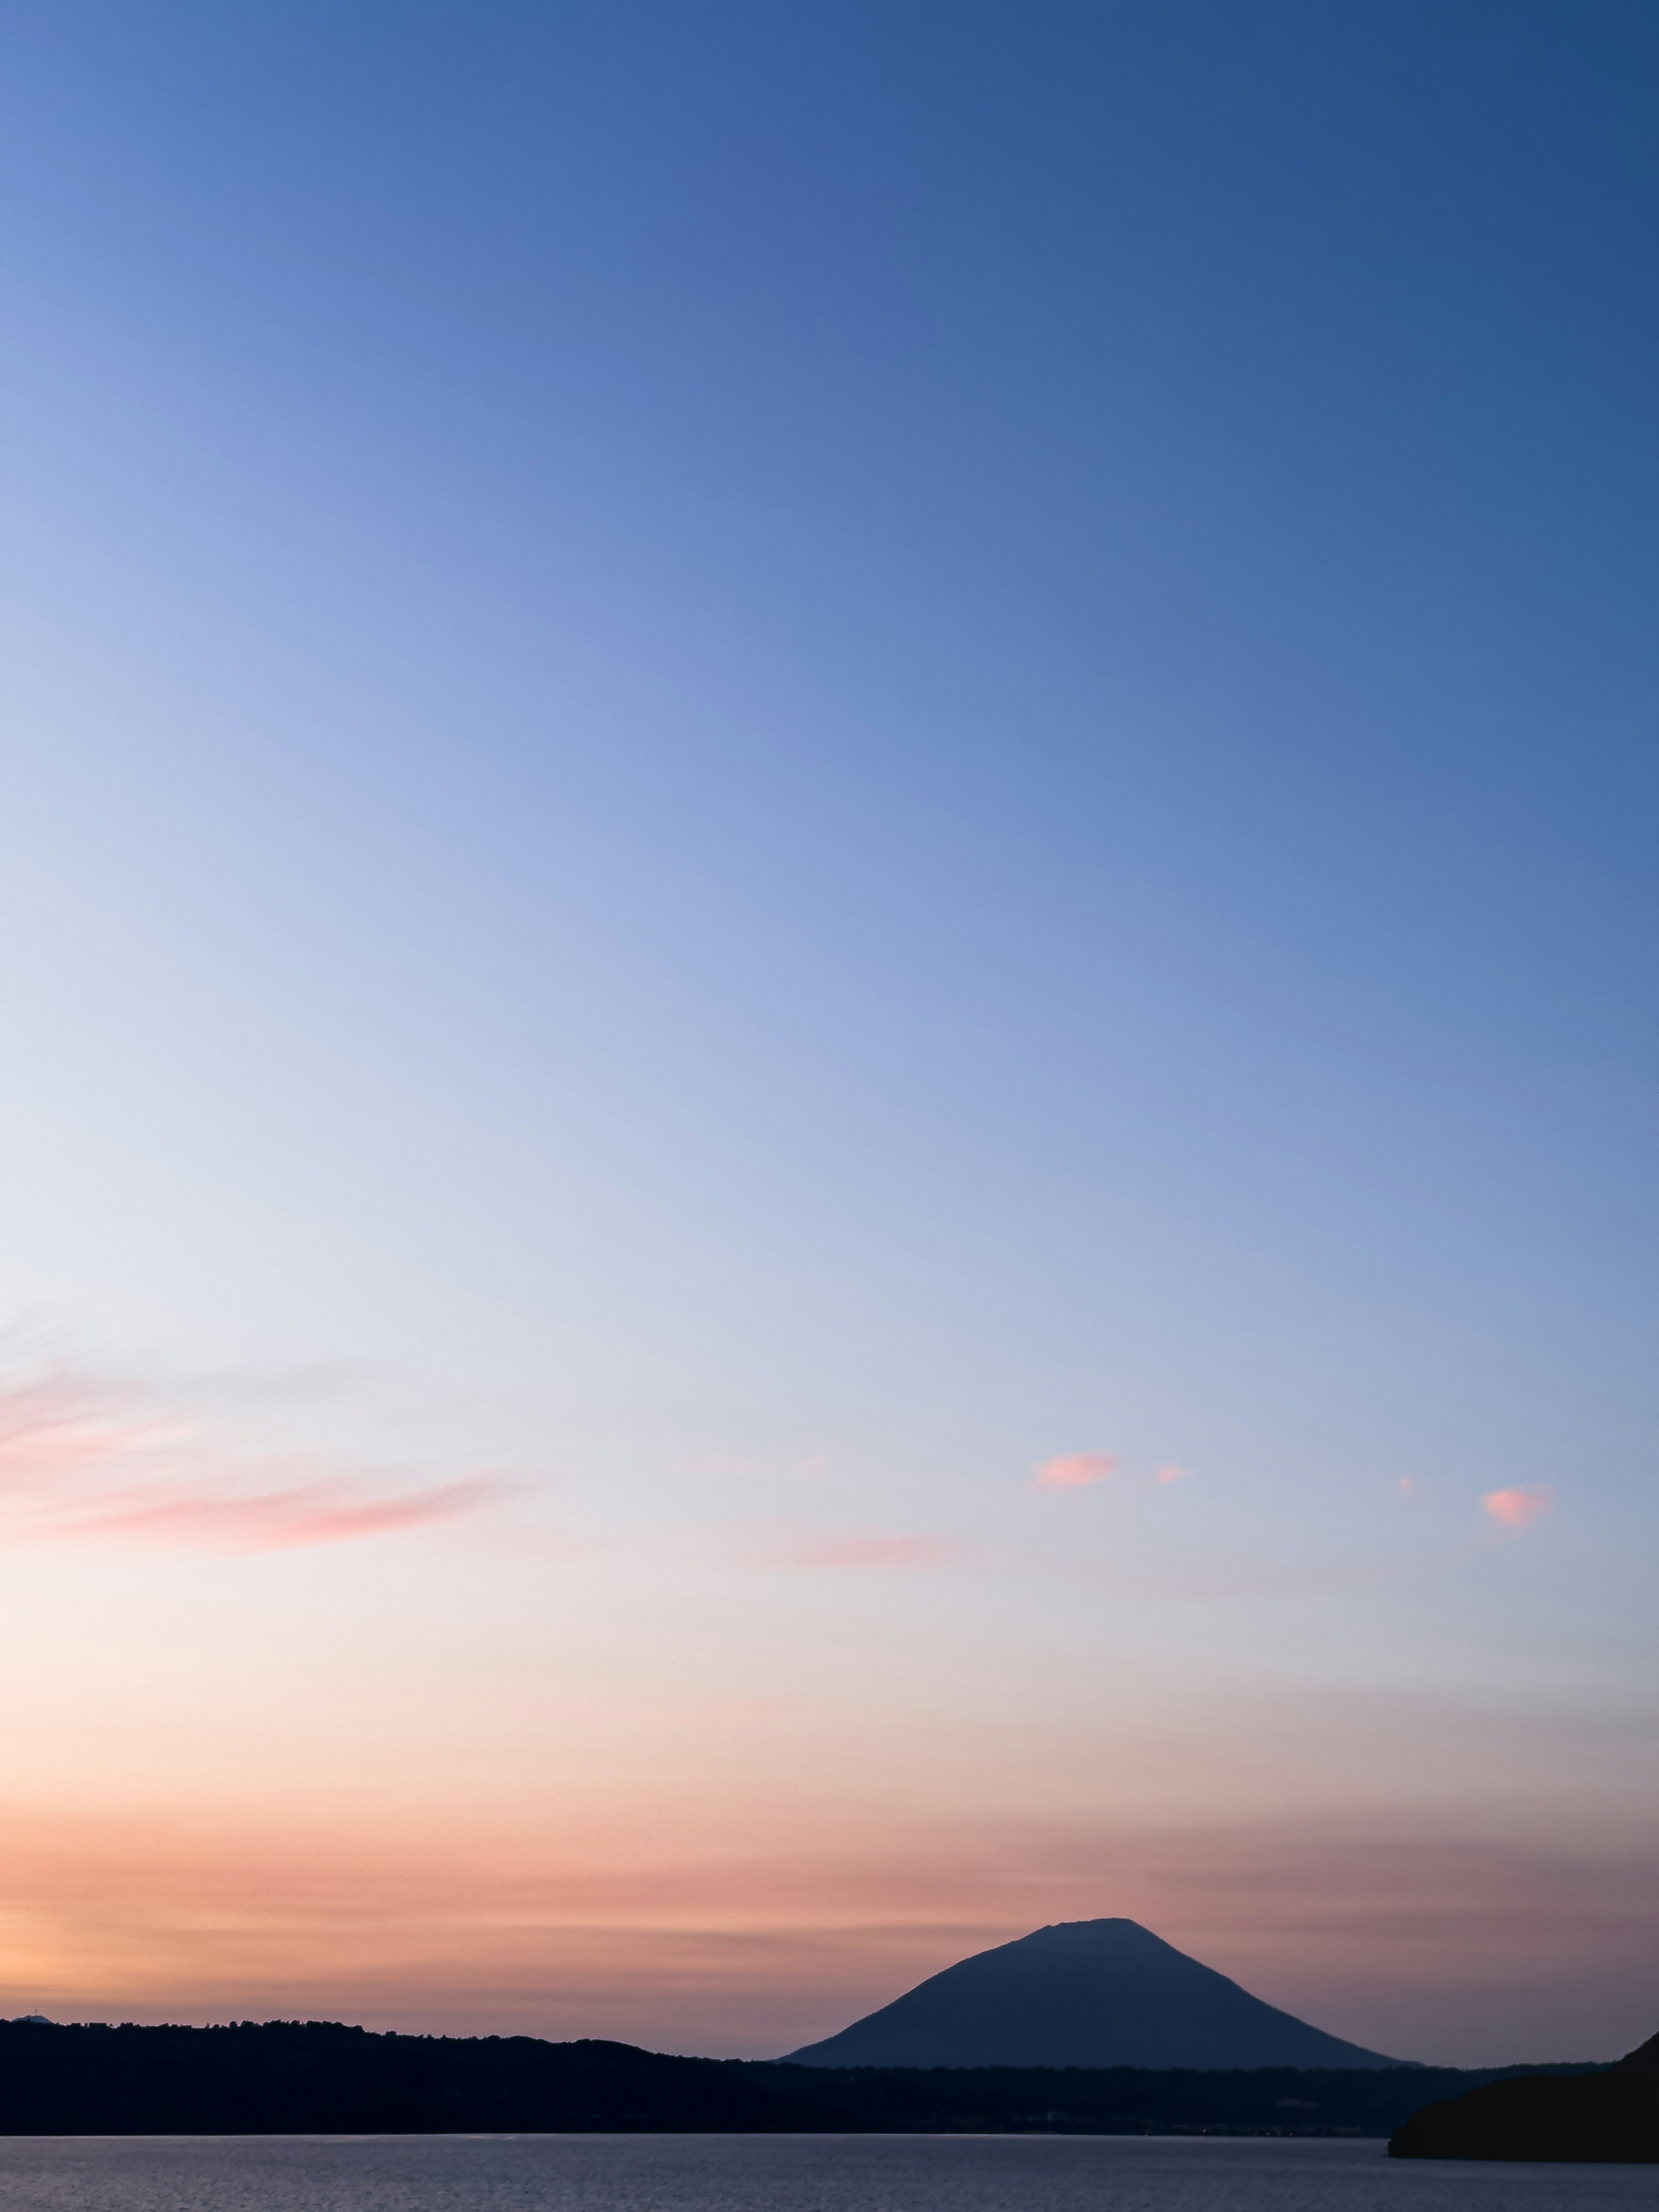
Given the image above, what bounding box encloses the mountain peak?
[784,1918,1398,2070]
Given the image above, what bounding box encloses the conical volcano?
[783,1917,1398,2069]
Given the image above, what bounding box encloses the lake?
[0,2134,1652,2212]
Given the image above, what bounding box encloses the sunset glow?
[2,0,1653,2077]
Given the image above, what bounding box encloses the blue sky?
[2,2,1655,2061]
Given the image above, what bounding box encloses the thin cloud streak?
[41,1476,502,1551]
[0,1362,505,1552]
[760,1535,961,1572]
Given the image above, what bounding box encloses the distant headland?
[1390,2025,1659,2162]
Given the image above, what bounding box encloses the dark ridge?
[0,2017,1603,2136]
[1390,2027,1659,2162]
[0,2022,829,2135]
[784,1918,1397,2069]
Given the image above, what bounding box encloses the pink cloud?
[1398,1477,1420,1499]
[1035,1451,1120,1491]
[1156,1464,1189,1485]
[764,1535,959,1572]
[0,1372,176,1483]
[1482,1484,1555,1531]
[44,1476,501,1551]
[0,1363,503,1553]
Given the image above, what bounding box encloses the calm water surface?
[0,2135,1651,2212]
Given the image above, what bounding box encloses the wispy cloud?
[0,1360,503,1553]
[1034,1450,1119,1491]
[1481,1484,1555,1531]
[41,1476,500,1551]
[761,1535,960,1572]
[1156,1463,1190,1485]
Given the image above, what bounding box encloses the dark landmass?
[0,2022,828,2135]
[0,2016,1602,2136]
[1390,2026,1659,2162]
[744,2056,1602,2136]
[785,1918,1398,2069]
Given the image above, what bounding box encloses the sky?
[1,1,1655,2067]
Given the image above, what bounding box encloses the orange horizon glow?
[0,1348,1627,2067]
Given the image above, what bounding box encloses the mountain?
[1390,2028,1658,2162]
[783,1918,1399,2069]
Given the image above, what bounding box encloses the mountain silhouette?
[783,1918,1398,2069]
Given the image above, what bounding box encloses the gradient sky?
[3,2,1656,2066]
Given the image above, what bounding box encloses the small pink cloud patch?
[768,1535,958,1571]
[1398,1477,1420,1499]
[1482,1484,1555,1530]
[1156,1464,1189,1485]
[1035,1451,1120,1491]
